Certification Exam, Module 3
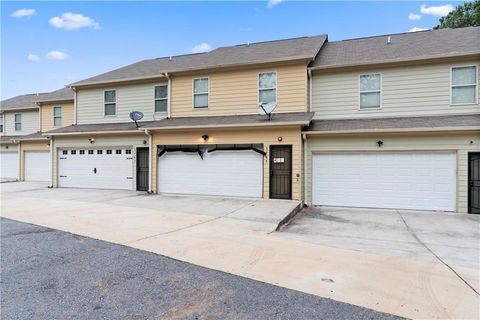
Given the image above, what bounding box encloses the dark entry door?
[270,145,292,199]
[469,153,480,214]
[136,148,149,191]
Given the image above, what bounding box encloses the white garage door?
[58,148,133,190]
[0,152,19,179]
[312,152,456,211]
[25,151,50,181]
[158,150,263,198]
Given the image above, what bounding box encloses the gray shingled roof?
[45,112,314,135]
[305,114,480,133]
[14,132,48,141]
[70,35,327,86]
[310,27,480,69]
[35,87,74,103]
[0,135,22,143]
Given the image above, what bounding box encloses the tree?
[434,0,480,29]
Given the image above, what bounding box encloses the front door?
[269,145,292,199]
[469,152,480,214]
[136,148,149,191]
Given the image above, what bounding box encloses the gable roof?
[1,87,74,111]
[70,35,327,87]
[35,87,74,103]
[310,27,480,70]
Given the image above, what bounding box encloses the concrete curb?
[274,202,304,232]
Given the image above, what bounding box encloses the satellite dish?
[129,111,144,127]
[258,102,277,120]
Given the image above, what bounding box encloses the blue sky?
[1,1,463,99]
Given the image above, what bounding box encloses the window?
[53,106,62,127]
[97,150,103,154]
[104,90,116,116]
[106,149,112,154]
[125,149,131,154]
[359,74,381,109]
[14,114,22,131]
[0,116,3,132]
[79,150,85,155]
[62,150,68,155]
[451,66,477,105]
[154,85,168,112]
[258,72,277,105]
[116,149,122,154]
[88,150,94,155]
[71,150,76,155]
[193,78,208,108]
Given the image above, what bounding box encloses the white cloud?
[408,13,421,21]
[420,4,454,17]
[46,51,69,60]
[267,0,283,8]
[27,54,40,62]
[409,27,429,32]
[11,8,36,18]
[49,12,100,30]
[190,43,212,54]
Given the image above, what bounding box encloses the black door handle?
[93,168,97,174]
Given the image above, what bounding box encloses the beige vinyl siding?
[312,61,479,119]
[51,133,148,189]
[151,126,303,200]
[19,141,50,181]
[4,110,39,136]
[305,132,480,213]
[76,81,168,124]
[171,64,308,117]
[41,102,74,131]
[0,144,18,152]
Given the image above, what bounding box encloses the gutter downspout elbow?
[48,136,54,188]
[164,73,172,118]
[308,69,313,112]
[144,129,153,194]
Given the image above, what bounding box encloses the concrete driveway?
[1,182,479,319]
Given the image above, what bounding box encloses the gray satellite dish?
[258,102,277,121]
[129,111,144,127]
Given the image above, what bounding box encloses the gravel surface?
[1,218,402,320]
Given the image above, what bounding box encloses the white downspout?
[308,69,313,112]
[303,133,308,206]
[70,86,77,124]
[144,129,153,193]
[48,136,54,188]
[37,103,41,132]
[165,72,172,118]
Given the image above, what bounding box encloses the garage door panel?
[312,152,456,211]
[25,151,50,181]
[1,152,19,179]
[158,150,263,198]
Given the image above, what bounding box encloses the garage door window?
[53,107,62,127]
[104,90,116,116]
[79,150,85,155]
[154,85,168,112]
[451,66,477,105]
[14,114,21,131]
[193,78,209,108]
[359,74,381,109]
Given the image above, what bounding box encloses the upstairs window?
[359,74,381,109]
[193,78,209,108]
[451,66,477,105]
[258,72,277,105]
[53,106,62,127]
[104,90,116,116]
[0,116,3,132]
[14,114,22,131]
[154,85,168,112]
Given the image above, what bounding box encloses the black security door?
[469,153,480,214]
[270,145,292,199]
[136,148,149,191]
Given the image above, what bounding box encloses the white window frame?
[0,115,3,133]
[14,114,22,131]
[358,73,382,110]
[103,89,117,117]
[450,65,478,106]
[53,106,62,127]
[258,71,277,105]
[154,84,169,113]
[192,77,209,109]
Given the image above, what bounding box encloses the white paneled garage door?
[158,150,263,198]
[58,148,133,190]
[0,152,19,179]
[25,151,50,181]
[312,152,456,211]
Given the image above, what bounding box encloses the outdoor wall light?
[277,136,283,142]
[202,134,209,141]
[5,146,8,149]
[89,138,95,144]
[143,140,147,145]
[377,140,384,147]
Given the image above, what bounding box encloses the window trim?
[257,71,278,105]
[450,65,478,106]
[53,106,62,127]
[153,84,169,113]
[358,73,382,110]
[103,89,117,117]
[14,113,22,131]
[192,77,209,109]
[0,115,3,133]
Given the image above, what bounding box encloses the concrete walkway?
[1,182,479,319]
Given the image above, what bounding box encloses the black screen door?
[469,152,480,214]
[269,145,292,199]
[136,148,149,191]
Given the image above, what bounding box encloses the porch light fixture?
[202,134,209,141]
[89,138,95,144]
[377,140,384,147]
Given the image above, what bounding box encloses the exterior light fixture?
[202,134,209,141]
[143,140,147,145]
[277,136,283,142]
[377,140,384,147]
[89,138,95,144]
